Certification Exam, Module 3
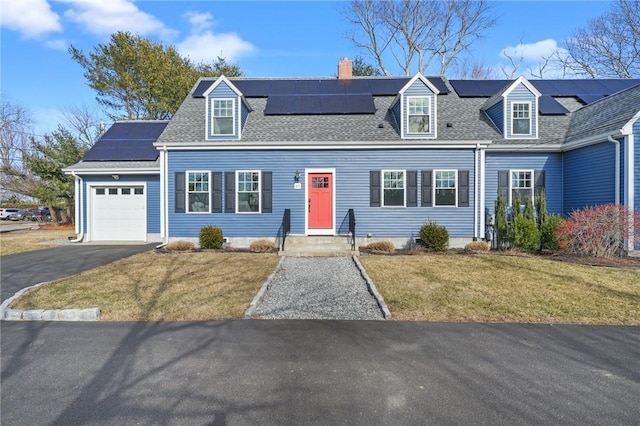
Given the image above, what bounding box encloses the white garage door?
[90,186,146,241]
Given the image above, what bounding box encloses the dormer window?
[407,97,430,133]
[511,102,531,135]
[212,99,235,135]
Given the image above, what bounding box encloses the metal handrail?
[348,208,356,251]
[281,208,291,250]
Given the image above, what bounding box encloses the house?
[65,58,640,252]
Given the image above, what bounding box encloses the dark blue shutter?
[406,171,417,207]
[498,170,509,199]
[458,170,469,207]
[175,172,185,213]
[262,171,272,213]
[370,171,381,207]
[212,172,222,213]
[421,170,432,206]
[225,172,235,213]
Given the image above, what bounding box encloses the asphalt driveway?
[2,321,639,425]
[1,243,157,302]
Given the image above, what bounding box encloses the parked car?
[0,208,20,220]
[8,209,33,221]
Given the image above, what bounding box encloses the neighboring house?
[65,58,640,252]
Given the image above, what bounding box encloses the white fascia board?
[153,140,493,151]
[63,168,160,175]
[398,73,441,95]
[486,143,563,152]
[621,111,640,134]
[562,130,624,152]
[202,75,243,97]
[503,76,542,98]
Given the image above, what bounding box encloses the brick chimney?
[338,57,353,80]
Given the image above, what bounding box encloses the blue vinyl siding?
[168,149,475,238]
[506,83,537,138]
[81,174,160,234]
[563,142,617,214]
[485,152,562,215]
[402,79,436,139]
[390,100,401,131]
[207,81,239,140]
[485,101,503,133]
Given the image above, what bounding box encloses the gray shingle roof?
[64,160,160,172]
[566,84,640,142]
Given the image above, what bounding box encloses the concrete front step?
[280,235,358,257]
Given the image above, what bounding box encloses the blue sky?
[1,0,610,136]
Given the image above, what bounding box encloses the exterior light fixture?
[294,170,300,183]
[112,174,120,180]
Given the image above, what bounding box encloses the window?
[512,102,531,135]
[434,170,457,206]
[108,188,118,195]
[382,170,405,207]
[237,171,260,213]
[134,187,144,195]
[121,188,131,195]
[407,97,430,133]
[187,171,210,213]
[511,170,533,205]
[96,188,105,195]
[212,99,234,135]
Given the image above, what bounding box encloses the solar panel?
[295,80,321,95]
[538,95,569,115]
[450,80,510,96]
[232,80,272,97]
[192,80,214,97]
[82,122,166,161]
[427,77,450,94]
[264,94,376,115]
[576,93,606,104]
[82,140,159,161]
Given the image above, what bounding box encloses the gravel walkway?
[252,257,385,320]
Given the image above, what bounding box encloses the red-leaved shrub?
[556,204,639,258]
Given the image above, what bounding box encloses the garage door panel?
[90,186,146,241]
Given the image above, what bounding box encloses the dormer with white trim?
[391,74,440,139]
[482,76,541,139]
[203,75,252,141]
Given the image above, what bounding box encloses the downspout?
[68,172,84,243]
[607,136,620,205]
[157,145,169,249]
[473,144,479,239]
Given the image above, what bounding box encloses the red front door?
[308,173,333,230]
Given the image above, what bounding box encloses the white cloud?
[176,11,255,63]
[500,39,563,63]
[0,0,62,39]
[62,0,176,38]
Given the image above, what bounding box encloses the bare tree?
[453,60,500,79]
[555,0,640,78]
[0,98,38,196]
[60,104,104,148]
[344,0,496,76]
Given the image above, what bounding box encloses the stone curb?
[0,282,100,321]
[245,256,286,318]
[352,255,392,320]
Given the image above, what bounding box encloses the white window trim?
[509,169,534,206]
[510,101,532,137]
[207,97,236,138]
[186,170,212,214]
[406,96,431,135]
[433,169,458,208]
[381,169,406,208]
[236,170,261,214]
